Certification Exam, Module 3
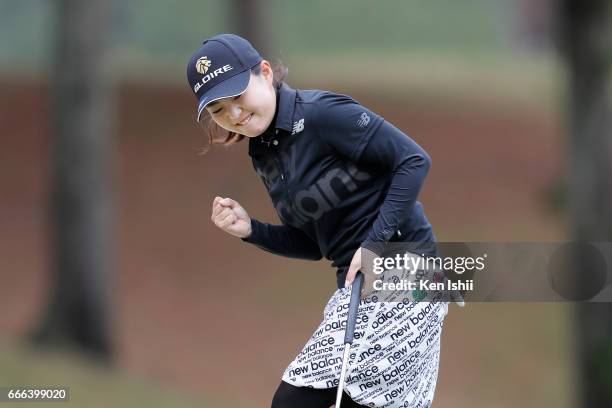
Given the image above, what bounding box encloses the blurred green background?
[2,0,605,407]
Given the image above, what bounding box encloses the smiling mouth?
[236,113,253,126]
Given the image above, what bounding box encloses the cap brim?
[196,70,251,122]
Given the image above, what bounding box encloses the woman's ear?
[260,60,274,84]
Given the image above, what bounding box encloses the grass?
[0,341,225,408]
[287,50,563,112]
[0,0,565,113]
[0,1,567,113]
[0,0,507,65]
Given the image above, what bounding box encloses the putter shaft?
[335,272,364,408]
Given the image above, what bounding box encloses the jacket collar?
[272,82,297,133]
[248,83,296,156]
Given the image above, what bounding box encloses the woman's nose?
[227,103,242,120]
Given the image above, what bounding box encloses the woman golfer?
[188,34,450,408]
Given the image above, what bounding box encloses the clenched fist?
[211,196,252,239]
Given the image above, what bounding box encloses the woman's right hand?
[211,196,252,239]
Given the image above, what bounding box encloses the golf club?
[335,271,364,408]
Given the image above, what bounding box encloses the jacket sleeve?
[240,218,323,260]
[358,120,431,255]
[315,92,431,255]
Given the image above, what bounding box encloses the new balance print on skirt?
[282,267,449,408]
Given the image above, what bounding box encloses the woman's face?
[205,60,276,138]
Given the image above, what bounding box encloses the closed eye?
[210,95,240,115]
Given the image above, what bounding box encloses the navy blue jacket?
[241,83,436,288]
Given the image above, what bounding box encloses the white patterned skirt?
[282,263,450,408]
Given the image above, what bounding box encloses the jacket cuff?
[241,219,262,243]
[360,239,386,257]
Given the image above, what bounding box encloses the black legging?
[271,380,369,408]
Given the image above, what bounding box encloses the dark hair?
[198,61,288,155]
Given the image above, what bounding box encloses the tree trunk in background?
[31,0,114,359]
[557,0,612,406]
[230,0,274,59]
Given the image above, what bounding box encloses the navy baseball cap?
[187,34,262,121]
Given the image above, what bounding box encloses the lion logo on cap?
[195,57,212,75]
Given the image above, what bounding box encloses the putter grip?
[344,271,364,344]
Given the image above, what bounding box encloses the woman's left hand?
[345,246,379,299]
